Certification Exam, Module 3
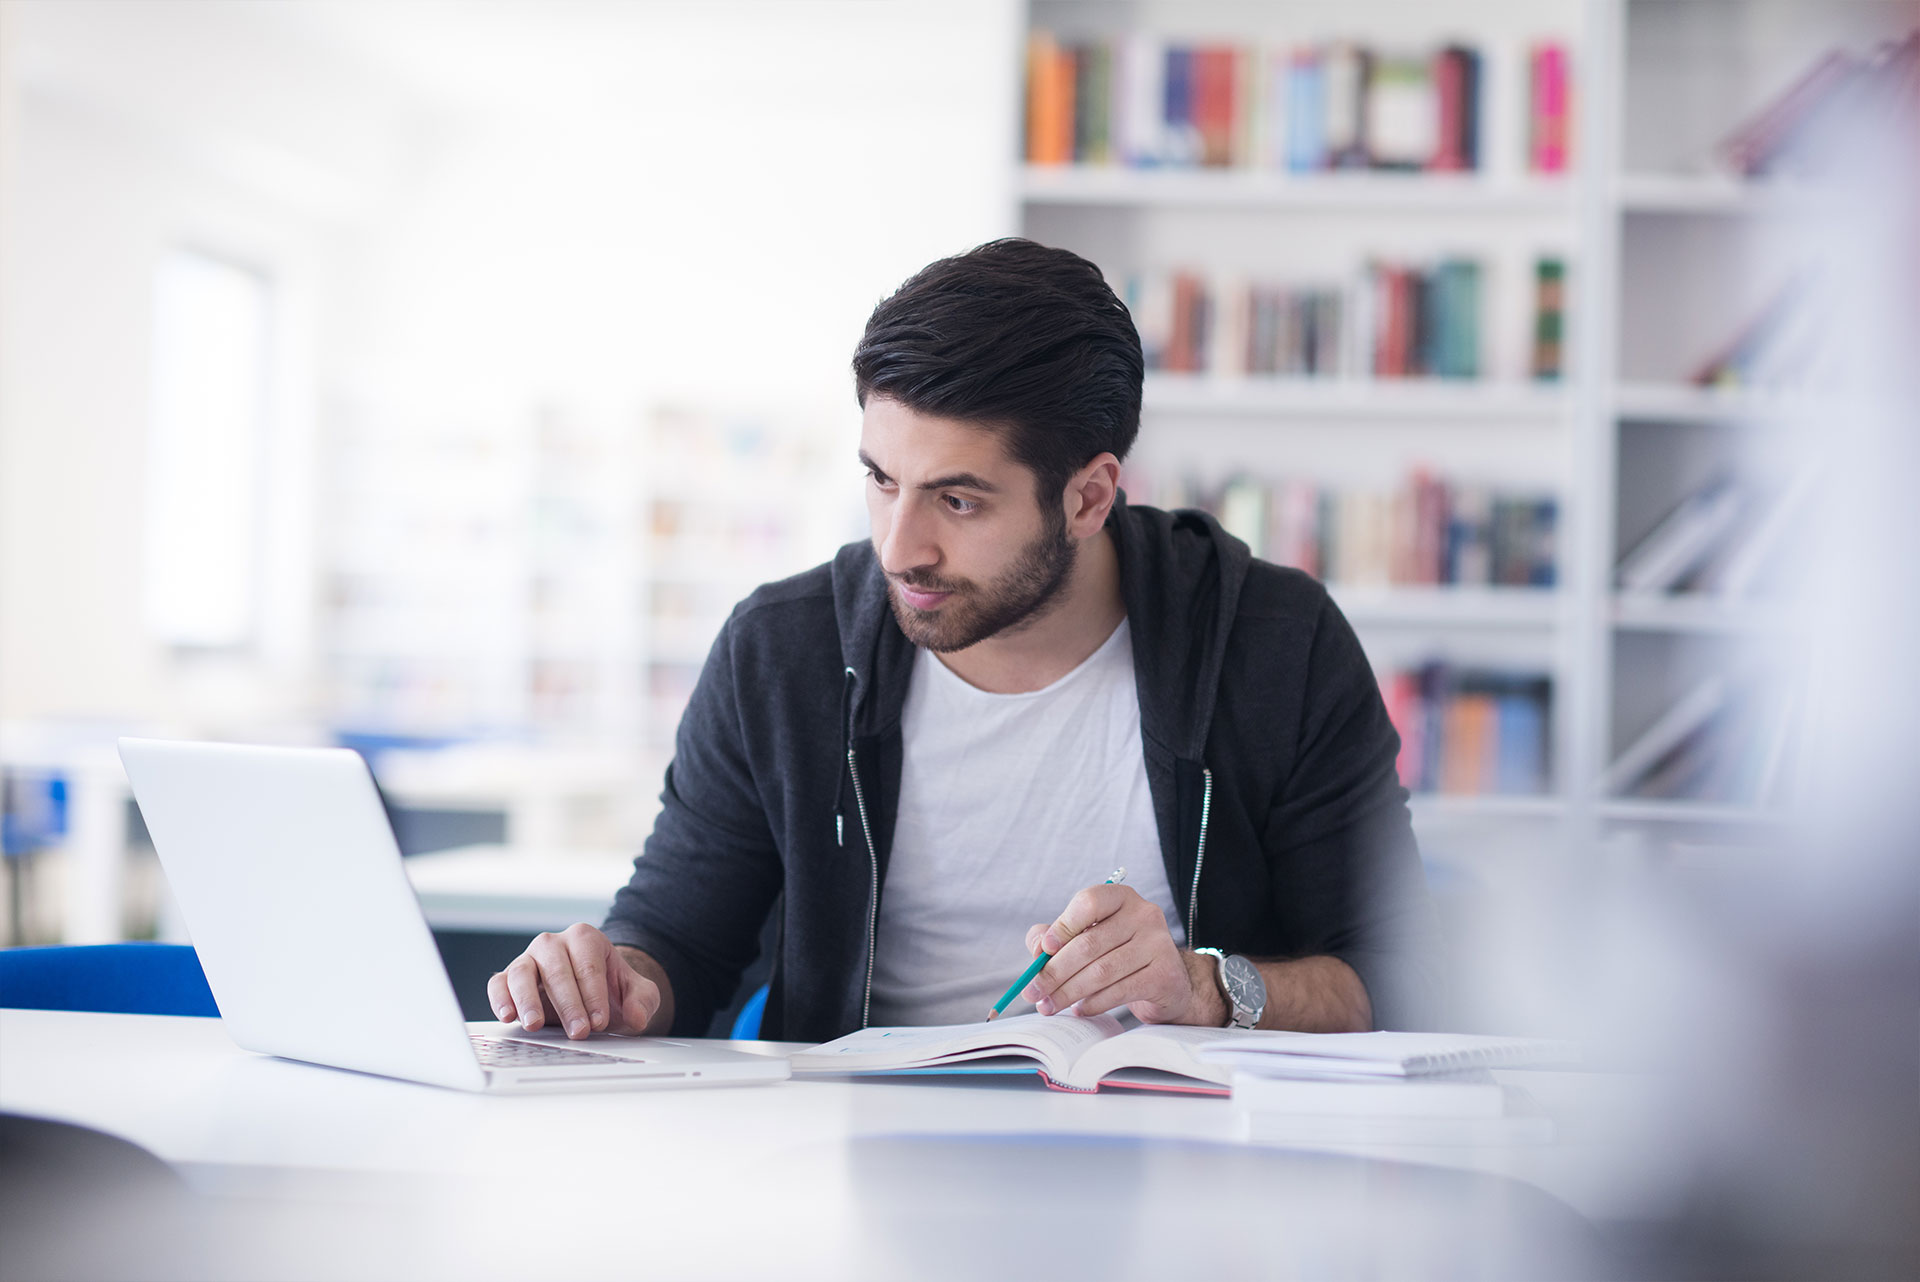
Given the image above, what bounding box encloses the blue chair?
[0,943,220,1017]
[729,983,769,1040]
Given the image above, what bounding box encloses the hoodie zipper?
[1186,766,1213,945]
[843,666,882,1029]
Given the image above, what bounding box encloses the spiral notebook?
[1198,1031,1578,1080]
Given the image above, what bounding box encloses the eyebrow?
[858,450,1000,494]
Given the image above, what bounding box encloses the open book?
[789,1012,1235,1095]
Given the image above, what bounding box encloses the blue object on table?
[0,943,220,1017]
[730,982,769,1040]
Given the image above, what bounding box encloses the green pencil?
[985,868,1126,1021]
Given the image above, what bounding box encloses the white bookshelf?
[1589,0,1906,835]
[1018,0,1890,843]
[1021,0,1586,822]
[1019,166,1573,212]
[1143,374,1567,421]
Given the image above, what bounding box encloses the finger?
[504,955,548,1032]
[1026,914,1132,1006]
[1043,884,1138,954]
[614,970,659,1035]
[561,924,611,1031]
[486,970,514,1023]
[528,934,593,1038]
[1042,936,1154,1015]
[1070,958,1161,1018]
[1024,924,1049,957]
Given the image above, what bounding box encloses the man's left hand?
[1021,883,1224,1026]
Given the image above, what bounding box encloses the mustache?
[891,573,967,594]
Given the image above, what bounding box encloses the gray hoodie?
[604,494,1441,1041]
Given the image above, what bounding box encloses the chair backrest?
[0,943,220,1017]
[729,982,769,1040]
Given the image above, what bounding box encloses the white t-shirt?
[867,618,1185,1027]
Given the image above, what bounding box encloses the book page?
[1065,1021,1234,1091]
[790,1012,1124,1079]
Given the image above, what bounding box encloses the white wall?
[0,0,1018,729]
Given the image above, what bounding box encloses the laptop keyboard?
[470,1035,635,1068]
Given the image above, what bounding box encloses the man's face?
[859,396,1075,653]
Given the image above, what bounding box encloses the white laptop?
[118,737,789,1094]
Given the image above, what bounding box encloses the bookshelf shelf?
[1596,800,1790,827]
[1616,172,1850,217]
[1410,794,1565,820]
[1610,594,1795,636]
[1333,586,1561,629]
[1611,382,1822,425]
[1144,375,1567,421]
[1019,166,1573,213]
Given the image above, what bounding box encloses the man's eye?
[943,494,976,515]
[868,470,894,489]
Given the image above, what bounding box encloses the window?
[142,247,272,649]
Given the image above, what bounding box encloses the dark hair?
[851,238,1144,505]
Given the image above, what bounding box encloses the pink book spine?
[1533,44,1569,173]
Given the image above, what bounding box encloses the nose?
[877,494,939,579]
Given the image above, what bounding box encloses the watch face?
[1223,954,1265,1016]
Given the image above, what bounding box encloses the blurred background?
[1,0,1915,1268]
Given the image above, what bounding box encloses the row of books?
[1719,32,1919,179]
[1382,664,1552,797]
[1616,470,1817,598]
[1128,470,1559,590]
[1601,672,1797,807]
[1126,257,1567,382]
[1127,274,1343,377]
[1026,34,1572,174]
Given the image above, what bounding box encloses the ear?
[1063,453,1121,540]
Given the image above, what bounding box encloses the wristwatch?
[1194,947,1266,1029]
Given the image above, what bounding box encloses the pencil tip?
[985,1009,998,1021]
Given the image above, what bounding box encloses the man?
[490,239,1440,1043]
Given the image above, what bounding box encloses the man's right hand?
[487,923,661,1039]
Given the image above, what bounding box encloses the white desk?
[0,1009,1678,1281]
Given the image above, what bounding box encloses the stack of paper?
[1200,1031,1578,1147]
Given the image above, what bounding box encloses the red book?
[1432,48,1466,171]
[1413,470,1444,584]
[1383,672,1425,790]
[1168,273,1201,373]
[1530,44,1569,173]
[1384,269,1415,378]
[1194,46,1238,166]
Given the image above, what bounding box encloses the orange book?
[1027,32,1075,165]
[1440,693,1495,794]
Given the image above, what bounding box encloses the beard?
[886,511,1077,653]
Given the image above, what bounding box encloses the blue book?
[1286,54,1326,172]
[1495,693,1547,795]
[1164,47,1195,165]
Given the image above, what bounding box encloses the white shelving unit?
[1588,0,1907,835]
[1020,0,1588,834]
[1018,0,1891,845]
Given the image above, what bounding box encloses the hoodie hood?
[828,492,1250,759]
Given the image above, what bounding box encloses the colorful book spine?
[1529,43,1570,173]
[1383,665,1553,797]
[1531,258,1566,381]
[1120,468,1560,591]
[1024,33,1526,174]
[1026,32,1073,166]
[1285,51,1327,172]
